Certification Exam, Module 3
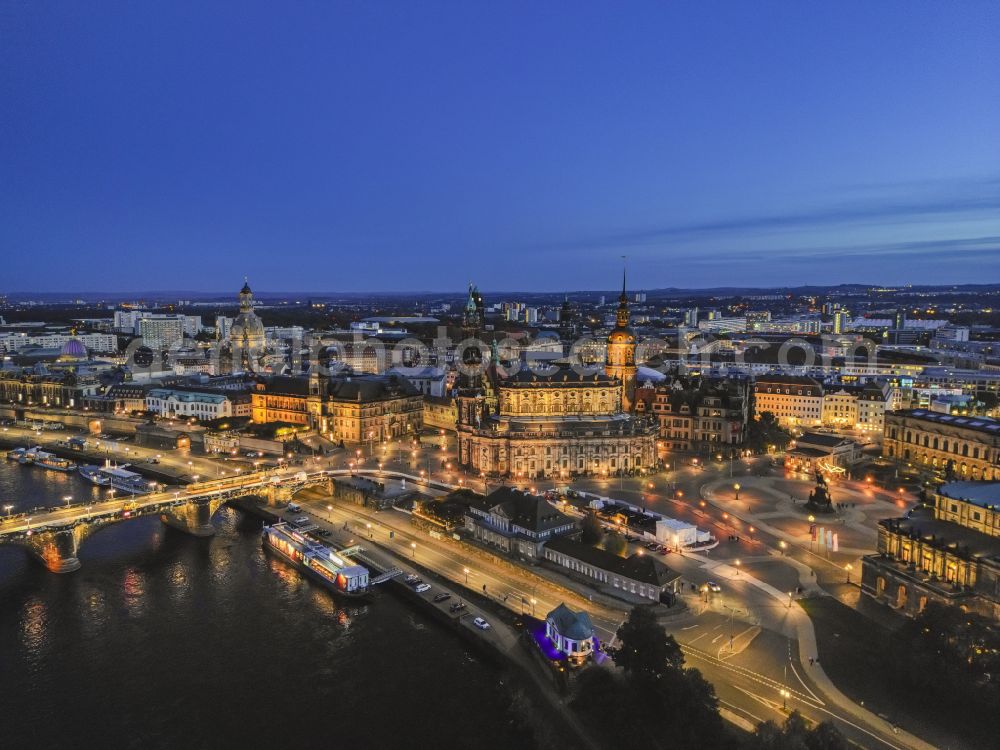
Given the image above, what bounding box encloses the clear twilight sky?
[2,1,998,294]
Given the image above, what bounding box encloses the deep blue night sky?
[2,1,998,293]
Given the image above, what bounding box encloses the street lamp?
[366,522,372,538]
[733,482,741,503]
[780,688,790,710]
[3,504,13,519]
[845,563,853,584]
[735,559,741,576]
[410,542,416,557]
[787,591,793,608]
[327,504,333,520]
[530,597,537,616]
[63,495,72,508]
[463,567,470,584]
[779,540,787,555]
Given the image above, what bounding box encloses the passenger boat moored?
[79,464,112,485]
[34,452,76,472]
[263,522,370,598]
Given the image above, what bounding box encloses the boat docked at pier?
[6,447,27,461]
[79,464,111,486]
[33,451,75,472]
[263,522,371,598]
[98,464,152,495]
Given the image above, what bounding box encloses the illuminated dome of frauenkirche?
[229,280,266,352]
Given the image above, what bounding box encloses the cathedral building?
[228,280,266,372]
[455,271,656,479]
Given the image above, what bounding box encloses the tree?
[574,606,734,750]
[746,410,792,453]
[580,511,604,545]
[613,605,685,678]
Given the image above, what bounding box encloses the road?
[296,487,917,750]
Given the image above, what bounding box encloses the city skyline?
[3,2,999,292]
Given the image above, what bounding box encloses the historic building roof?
[58,338,88,360]
[328,373,421,402]
[890,409,1000,437]
[938,481,1000,508]
[544,536,679,587]
[467,487,573,534]
[500,366,618,388]
[545,603,594,641]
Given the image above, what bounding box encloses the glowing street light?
[845,563,853,584]
[463,567,470,584]
[410,542,416,557]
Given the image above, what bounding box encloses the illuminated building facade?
[455,365,657,479]
[753,375,824,427]
[884,409,1000,481]
[861,481,1000,621]
[251,372,422,443]
[634,376,749,451]
[604,270,637,412]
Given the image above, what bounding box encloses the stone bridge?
[0,472,332,573]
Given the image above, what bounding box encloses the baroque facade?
[250,372,422,444]
[455,365,657,479]
[454,270,654,479]
[861,481,1000,621]
[884,409,1000,481]
[634,375,749,451]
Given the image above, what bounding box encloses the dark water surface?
[0,460,537,749]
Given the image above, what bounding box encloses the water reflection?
[0,461,539,749]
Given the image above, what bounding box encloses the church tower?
[605,263,637,411]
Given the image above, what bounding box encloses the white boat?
[99,464,152,494]
[6,447,27,461]
[34,452,75,472]
[79,464,111,486]
[18,446,44,465]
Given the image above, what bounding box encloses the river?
[0,457,542,749]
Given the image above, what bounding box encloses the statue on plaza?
[805,480,834,514]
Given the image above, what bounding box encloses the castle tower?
[605,263,637,411]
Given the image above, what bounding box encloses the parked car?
[414,583,431,593]
[404,574,420,584]
[706,581,722,593]
[433,593,451,603]
[472,617,490,630]
[449,602,467,613]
